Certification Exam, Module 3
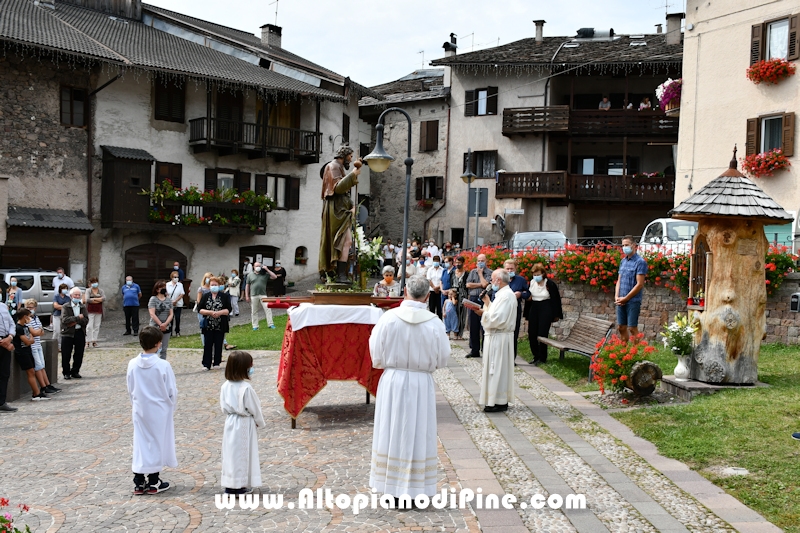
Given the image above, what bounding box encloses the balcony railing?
[188,117,320,162]
[496,171,674,203]
[501,107,678,137]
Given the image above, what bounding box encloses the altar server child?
[127,326,178,495]
[220,351,265,495]
[443,289,459,340]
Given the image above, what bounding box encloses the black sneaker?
[31,392,51,401]
[45,385,62,394]
[63,374,72,380]
[71,373,82,379]
[133,484,146,495]
[123,331,132,336]
[792,432,800,441]
[148,481,171,494]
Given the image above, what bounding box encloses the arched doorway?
[125,244,187,307]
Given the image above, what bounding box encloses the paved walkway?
[1,339,780,532]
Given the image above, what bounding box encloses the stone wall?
[552,272,800,345]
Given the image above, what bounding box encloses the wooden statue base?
[311,291,374,306]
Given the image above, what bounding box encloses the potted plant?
[417,199,434,208]
[746,58,796,85]
[656,78,682,115]
[741,148,791,178]
[661,314,696,381]
[355,226,383,290]
[590,333,658,395]
[695,289,705,307]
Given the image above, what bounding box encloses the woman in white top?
[525,263,563,365]
[227,269,241,316]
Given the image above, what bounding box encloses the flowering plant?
[741,148,791,178]
[655,78,682,108]
[0,497,32,533]
[140,180,274,210]
[355,226,383,272]
[554,244,621,292]
[661,314,696,356]
[640,248,690,294]
[632,171,665,179]
[746,58,797,84]
[590,334,656,394]
[765,244,797,295]
[417,199,434,208]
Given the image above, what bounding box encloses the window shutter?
[750,24,764,65]
[415,178,423,201]
[782,112,795,157]
[156,163,170,185]
[287,177,301,210]
[236,171,251,192]
[486,87,499,115]
[204,169,217,191]
[419,121,428,152]
[485,150,498,178]
[463,152,478,175]
[746,118,759,156]
[154,83,169,120]
[464,90,477,117]
[479,188,488,217]
[342,113,350,143]
[427,120,439,150]
[170,163,182,189]
[435,176,444,199]
[789,15,799,61]
[255,174,268,195]
[170,84,185,122]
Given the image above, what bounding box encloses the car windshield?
[512,233,567,250]
[665,222,698,241]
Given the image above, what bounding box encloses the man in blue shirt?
[0,304,17,411]
[122,276,143,336]
[615,236,648,342]
[504,259,530,359]
[440,257,454,308]
[172,262,185,282]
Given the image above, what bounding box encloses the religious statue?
[319,144,361,283]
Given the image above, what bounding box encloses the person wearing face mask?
[148,281,174,360]
[226,269,241,316]
[439,257,454,309]
[470,269,517,413]
[615,236,648,342]
[403,257,417,278]
[61,287,88,380]
[503,259,530,361]
[172,262,185,281]
[526,263,563,366]
[245,262,277,330]
[51,267,75,291]
[167,273,185,337]
[451,257,469,339]
[52,283,71,348]
[195,272,215,346]
[6,277,21,317]
[83,277,106,348]
[271,262,287,297]
[198,277,232,370]
[241,258,253,297]
[121,276,142,336]
[426,255,444,318]
[465,254,493,358]
[373,266,399,298]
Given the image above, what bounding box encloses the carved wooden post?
[669,148,793,384]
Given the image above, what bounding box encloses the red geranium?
[746,58,796,85]
[741,148,791,178]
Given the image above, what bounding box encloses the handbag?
[199,315,208,330]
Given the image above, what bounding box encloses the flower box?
[741,148,791,178]
[746,58,796,85]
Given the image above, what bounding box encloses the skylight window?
[563,43,580,48]
[630,34,645,39]
[630,41,647,46]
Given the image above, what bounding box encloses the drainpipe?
[424,103,451,240]
[86,74,122,279]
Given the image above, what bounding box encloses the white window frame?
[760,115,783,152]
[766,18,789,60]
[477,90,488,116]
[267,175,287,209]
[217,173,235,192]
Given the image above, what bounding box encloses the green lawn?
[519,336,800,531]
[169,315,288,351]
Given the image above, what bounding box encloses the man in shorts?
[614,236,648,342]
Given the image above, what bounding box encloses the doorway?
[125,244,187,307]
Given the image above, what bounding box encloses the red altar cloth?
[277,319,383,419]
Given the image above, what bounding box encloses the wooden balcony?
[496,171,674,204]
[501,107,678,137]
[188,117,320,163]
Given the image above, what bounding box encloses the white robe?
[369,300,450,498]
[480,285,517,406]
[127,353,178,474]
[220,380,265,489]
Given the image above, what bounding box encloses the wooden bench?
[538,315,614,378]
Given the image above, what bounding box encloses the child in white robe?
[220,351,265,494]
[127,326,178,495]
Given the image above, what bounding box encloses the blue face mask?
[61,289,69,295]
[71,298,81,304]
[477,261,486,269]
[247,367,254,377]
[433,262,440,268]
[10,281,16,287]
[91,283,98,288]
[622,246,633,255]
[126,280,133,286]
[508,272,515,278]
[491,284,500,292]
[210,285,220,293]
[533,275,543,283]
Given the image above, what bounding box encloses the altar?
[276,303,385,428]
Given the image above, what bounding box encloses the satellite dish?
[495,214,506,238]
[357,205,369,226]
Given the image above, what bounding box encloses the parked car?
[639,218,698,253]
[509,231,569,258]
[0,269,70,317]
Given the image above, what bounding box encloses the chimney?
[533,20,546,43]
[665,13,684,45]
[655,24,663,34]
[443,33,457,57]
[261,24,282,48]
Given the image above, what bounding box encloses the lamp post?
[363,107,413,294]
[461,149,477,250]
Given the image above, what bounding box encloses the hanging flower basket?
[417,199,434,208]
[656,78,682,110]
[741,148,791,178]
[746,58,797,85]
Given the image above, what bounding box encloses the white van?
[639,219,698,253]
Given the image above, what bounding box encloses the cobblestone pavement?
[1,339,780,532]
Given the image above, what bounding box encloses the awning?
[7,206,95,232]
[101,146,156,161]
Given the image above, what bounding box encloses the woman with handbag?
[198,277,232,370]
[83,277,106,348]
[148,280,174,360]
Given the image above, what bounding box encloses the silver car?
[509,231,569,258]
[0,269,61,316]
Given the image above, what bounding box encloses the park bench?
[538,315,614,378]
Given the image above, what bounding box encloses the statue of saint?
[319,144,361,282]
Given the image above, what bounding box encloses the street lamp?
[461,148,478,249]
[363,107,413,293]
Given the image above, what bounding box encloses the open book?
[462,299,482,310]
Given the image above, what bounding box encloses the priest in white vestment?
[369,275,450,499]
[476,269,517,412]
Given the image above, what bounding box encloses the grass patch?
[169,315,288,351]
[517,336,677,392]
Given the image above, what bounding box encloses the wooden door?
[216,91,243,142]
[125,244,187,307]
